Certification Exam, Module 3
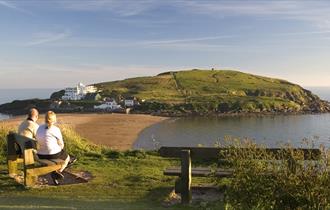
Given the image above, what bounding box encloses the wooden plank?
[37,159,57,166]
[214,169,234,177]
[165,167,211,177]
[181,150,192,204]
[50,159,65,164]
[25,165,62,187]
[24,149,35,165]
[26,165,62,177]
[159,146,321,160]
[159,147,220,160]
[164,167,234,177]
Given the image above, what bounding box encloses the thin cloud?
[58,0,158,16]
[0,0,33,15]
[142,35,236,45]
[25,31,71,46]
[176,1,330,29]
[56,1,330,29]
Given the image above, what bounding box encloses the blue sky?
[0,0,330,88]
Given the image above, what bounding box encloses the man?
[18,108,39,139]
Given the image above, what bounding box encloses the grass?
[94,69,323,113]
[0,125,225,210]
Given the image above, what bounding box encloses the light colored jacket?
[18,119,39,139]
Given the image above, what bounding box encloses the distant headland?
[1,69,329,116]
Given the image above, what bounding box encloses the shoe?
[54,171,64,180]
[67,156,77,168]
[50,171,64,185]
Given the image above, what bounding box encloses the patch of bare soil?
[38,170,92,186]
[11,170,92,187]
[163,187,223,206]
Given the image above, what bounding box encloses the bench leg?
[8,160,19,178]
[25,170,38,187]
[24,165,63,187]
[181,150,192,204]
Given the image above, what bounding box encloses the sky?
[0,0,330,88]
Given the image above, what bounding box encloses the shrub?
[221,140,330,209]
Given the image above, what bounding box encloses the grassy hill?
[95,69,329,114]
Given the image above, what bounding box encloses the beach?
[2,113,168,151]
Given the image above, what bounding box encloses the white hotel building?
[62,82,98,101]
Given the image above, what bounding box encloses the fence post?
[181,149,192,204]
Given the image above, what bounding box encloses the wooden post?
[7,133,19,177]
[181,149,192,204]
[287,154,296,174]
[7,159,18,177]
[25,169,37,187]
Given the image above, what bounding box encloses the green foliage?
[222,140,330,209]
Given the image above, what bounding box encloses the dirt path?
[2,113,168,151]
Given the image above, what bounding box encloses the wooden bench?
[7,132,65,187]
[159,146,321,204]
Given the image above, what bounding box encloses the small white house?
[124,100,134,107]
[94,99,121,110]
[62,82,97,101]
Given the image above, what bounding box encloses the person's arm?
[55,128,64,149]
[32,124,39,139]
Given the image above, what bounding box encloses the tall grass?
[221,140,330,209]
[0,123,14,162]
[59,125,103,157]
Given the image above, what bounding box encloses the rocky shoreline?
[1,99,330,118]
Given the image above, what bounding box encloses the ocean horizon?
[0,88,59,105]
[0,88,59,120]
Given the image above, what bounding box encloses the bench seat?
[164,167,233,177]
[37,159,65,167]
[7,133,65,187]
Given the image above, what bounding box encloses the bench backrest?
[159,146,322,161]
[7,132,38,166]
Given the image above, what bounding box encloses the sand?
[2,113,168,151]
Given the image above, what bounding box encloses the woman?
[36,111,70,185]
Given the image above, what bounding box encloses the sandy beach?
[2,113,168,151]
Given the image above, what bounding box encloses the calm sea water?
[134,114,330,149]
[134,87,330,149]
[0,89,58,120]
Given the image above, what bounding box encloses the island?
[1,69,329,116]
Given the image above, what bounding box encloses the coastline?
[1,113,168,151]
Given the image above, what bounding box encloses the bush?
[221,140,330,209]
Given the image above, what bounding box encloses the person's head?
[45,111,56,128]
[28,108,39,122]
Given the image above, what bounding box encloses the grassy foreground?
[0,124,224,210]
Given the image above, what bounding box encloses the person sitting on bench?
[18,108,39,139]
[35,111,70,185]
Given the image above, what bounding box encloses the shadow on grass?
[0,170,26,192]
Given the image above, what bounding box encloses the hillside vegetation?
[95,69,330,114]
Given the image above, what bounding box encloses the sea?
[0,88,59,120]
[1,87,330,149]
[134,87,330,149]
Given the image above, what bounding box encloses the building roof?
[84,93,101,100]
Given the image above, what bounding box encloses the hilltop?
[94,69,330,114]
[1,69,329,116]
